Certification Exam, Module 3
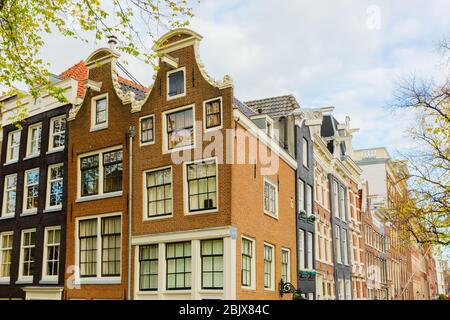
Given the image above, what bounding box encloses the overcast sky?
[39,0,450,156]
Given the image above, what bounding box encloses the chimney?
[108,35,118,50]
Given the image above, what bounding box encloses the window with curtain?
[79,219,98,277]
[166,242,191,290]
[205,99,222,129]
[0,232,13,278]
[44,228,61,277]
[140,115,154,144]
[139,245,158,291]
[166,107,194,150]
[101,216,121,276]
[201,239,223,289]
[187,160,217,212]
[146,168,172,218]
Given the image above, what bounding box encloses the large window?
[49,115,66,151]
[139,245,158,291]
[140,115,155,145]
[264,178,278,217]
[19,229,36,281]
[43,227,61,280]
[165,106,194,151]
[0,232,13,280]
[204,98,222,130]
[299,229,305,270]
[264,244,274,290]
[166,242,191,290]
[23,168,39,214]
[79,148,123,198]
[307,232,313,269]
[6,130,20,163]
[201,239,223,289]
[335,226,342,264]
[306,185,312,217]
[186,160,217,213]
[2,174,17,217]
[333,181,339,218]
[298,179,305,213]
[26,123,42,157]
[145,167,172,218]
[46,164,64,210]
[241,238,254,287]
[339,186,346,221]
[302,138,309,168]
[167,68,185,99]
[342,229,348,265]
[78,215,121,279]
[281,249,290,283]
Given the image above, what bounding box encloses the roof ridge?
[244,94,295,104]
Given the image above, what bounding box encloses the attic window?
[167,67,185,100]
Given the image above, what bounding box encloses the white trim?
[183,157,219,216]
[26,122,42,158]
[0,231,13,283]
[263,242,275,291]
[45,163,64,211]
[162,104,196,154]
[139,114,156,147]
[263,177,278,219]
[90,93,109,132]
[41,226,61,282]
[22,168,40,215]
[281,247,291,283]
[48,115,66,153]
[5,130,21,164]
[2,174,17,218]
[203,97,223,133]
[166,67,186,101]
[74,212,122,283]
[18,228,36,284]
[240,235,256,291]
[143,165,173,221]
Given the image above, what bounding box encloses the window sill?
[185,209,219,216]
[241,286,256,292]
[140,141,156,147]
[3,160,18,166]
[198,289,224,294]
[43,207,63,214]
[16,279,33,285]
[79,278,121,285]
[39,279,59,285]
[90,125,108,133]
[0,278,10,285]
[0,215,15,221]
[144,214,173,222]
[167,92,186,101]
[204,125,223,134]
[163,144,195,155]
[162,289,191,294]
[47,147,64,155]
[263,211,279,221]
[23,154,40,161]
[76,191,123,203]
[20,210,38,217]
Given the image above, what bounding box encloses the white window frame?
[263,242,275,291]
[299,229,305,270]
[76,145,123,202]
[339,186,346,221]
[307,232,313,270]
[5,130,21,164]
[48,115,66,153]
[162,104,196,154]
[90,93,109,132]
[306,184,312,217]
[18,228,36,283]
[0,231,13,283]
[75,212,122,284]
[281,248,291,283]
[45,163,64,211]
[25,122,42,159]
[22,168,40,215]
[41,226,61,282]
[241,236,256,290]
[203,96,223,132]
[183,157,219,216]
[342,229,349,265]
[2,174,17,218]
[263,178,278,219]
[335,226,342,264]
[139,114,156,147]
[143,165,173,221]
[302,137,308,168]
[166,67,186,101]
[298,179,305,214]
[320,224,326,262]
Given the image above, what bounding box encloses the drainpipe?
[127,125,136,300]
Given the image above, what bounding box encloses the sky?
[36,0,450,157]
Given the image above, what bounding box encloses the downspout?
[127,125,136,300]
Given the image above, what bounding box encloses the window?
[241,238,254,287]
[145,167,172,218]
[345,280,352,300]
[6,130,20,163]
[333,181,338,217]
[140,115,155,145]
[281,249,290,283]
[342,229,348,265]
[307,232,313,270]
[79,148,123,198]
[78,215,121,279]
[167,68,185,99]
[49,115,66,151]
[2,174,17,217]
[298,179,305,213]
[186,160,217,213]
[103,150,123,193]
[94,97,107,126]
[201,239,223,289]
[306,185,312,217]
[165,106,194,151]
[19,229,36,281]
[302,138,308,167]
[335,226,342,264]
[26,123,42,157]
[204,98,222,130]
[43,227,61,279]
[320,225,326,261]
[264,178,277,217]
[0,232,13,280]
[338,279,345,300]
[339,186,345,221]
[166,242,191,290]
[299,229,305,270]
[264,244,274,290]
[46,164,64,210]
[139,245,158,291]
[23,168,39,214]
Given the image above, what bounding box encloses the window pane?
[166,241,191,290]
[205,99,221,129]
[101,216,121,277]
[103,150,123,193]
[168,70,184,97]
[146,168,172,218]
[187,161,217,212]
[166,108,193,150]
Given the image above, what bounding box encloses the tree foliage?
[0,0,195,101]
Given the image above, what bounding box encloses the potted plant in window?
[307,214,316,223]
[299,209,307,219]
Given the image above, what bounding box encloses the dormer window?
[91,94,108,131]
[250,115,274,138]
[167,67,186,100]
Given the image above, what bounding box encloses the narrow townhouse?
[244,96,318,299]
[0,76,80,300]
[128,29,298,300]
[62,46,148,299]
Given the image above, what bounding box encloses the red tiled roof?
[59,60,147,97]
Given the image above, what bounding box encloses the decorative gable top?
[152,28,203,54]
